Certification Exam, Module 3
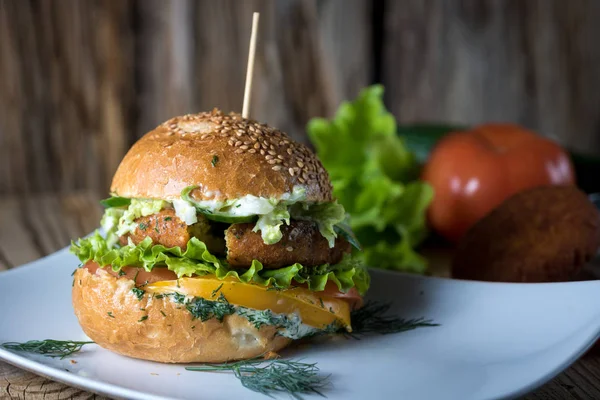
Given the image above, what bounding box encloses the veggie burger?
[70,109,369,363]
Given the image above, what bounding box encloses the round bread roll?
[72,268,291,363]
[452,185,600,282]
[110,109,332,202]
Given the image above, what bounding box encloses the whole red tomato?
[422,123,575,243]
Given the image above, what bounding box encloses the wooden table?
[1,192,599,399]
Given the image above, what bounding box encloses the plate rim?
[2,246,600,399]
[0,347,176,400]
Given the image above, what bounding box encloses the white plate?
[1,248,600,400]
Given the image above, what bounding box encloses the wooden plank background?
[1,0,600,197]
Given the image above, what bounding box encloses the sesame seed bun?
[72,268,291,363]
[110,109,333,202]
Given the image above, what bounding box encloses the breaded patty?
[452,185,600,282]
[120,209,226,253]
[226,220,351,268]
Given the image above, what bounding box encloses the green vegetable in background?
[308,85,433,273]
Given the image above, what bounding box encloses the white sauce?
[183,185,308,220]
[172,199,198,225]
[165,295,321,340]
[233,307,321,340]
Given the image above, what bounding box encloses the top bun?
[110,109,333,202]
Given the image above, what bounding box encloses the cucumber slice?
[202,212,257,224]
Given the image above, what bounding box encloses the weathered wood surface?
[0,192,599,399]
[382,0,600,155]
[0,0,371,196]
[0,361,108,400]
[2,0,600,197]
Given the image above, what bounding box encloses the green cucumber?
[202,213,257,224]
[99,196,131,209]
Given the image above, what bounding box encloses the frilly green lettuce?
[253,203,290,244]
[291,202,346,248]
[70,232,370,295]
[101,199,167,239]
[308,85,433,273]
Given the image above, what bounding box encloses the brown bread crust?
[110,109,332,202]
[452,185,600,282]
[72,268,291,363]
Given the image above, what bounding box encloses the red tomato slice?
[298,281,364,309]
[84,261,177,285]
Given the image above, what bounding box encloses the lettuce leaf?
[291,202,346,248]
[253,203,290,244]
[308,85,433,273]
[70,232,370,295]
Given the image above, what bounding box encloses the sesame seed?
[286,246,294,252]
[152,109,333,199]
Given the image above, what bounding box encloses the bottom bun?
[72,268,291,363]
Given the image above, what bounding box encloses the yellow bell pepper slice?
[145,277,351,331]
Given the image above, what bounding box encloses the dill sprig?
[186,357,329,399]
[186,292,235,322]
[1,340,94,359]
[349,301,438,336]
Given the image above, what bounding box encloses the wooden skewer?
[242,12,260,119]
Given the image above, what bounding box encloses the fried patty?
[120,209,226,253]
[452,185,600,282]
[225,220,351,269]
[121,211,350,269]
